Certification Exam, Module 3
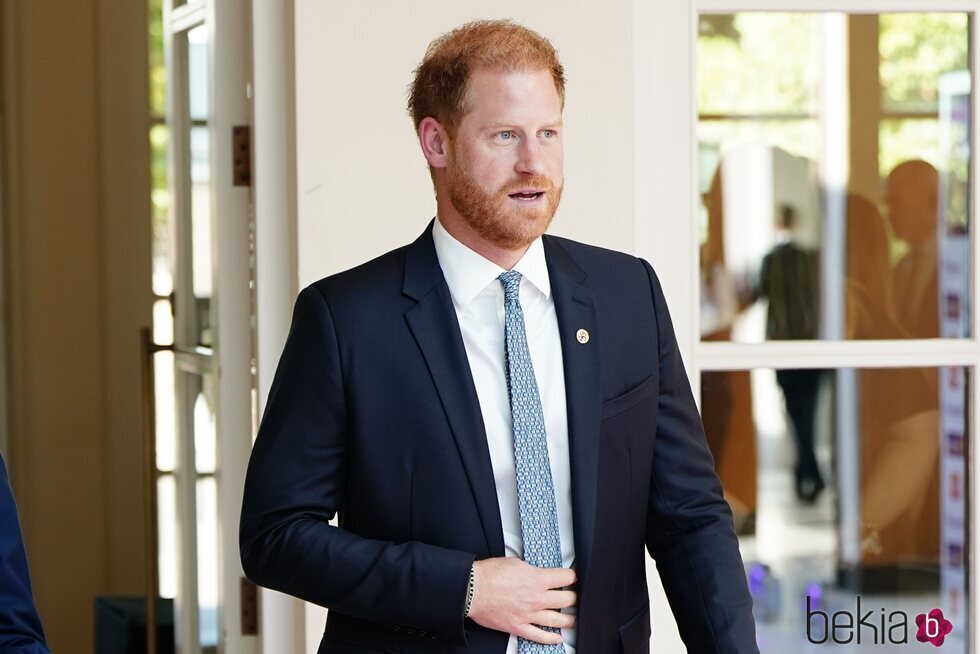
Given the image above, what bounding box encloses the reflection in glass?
[697,13,971,341]
[701,366,967,651]
[700,368,757,529]
[879,14,969,113]
[697,13,820,116]
[845,194,899,339]
[856,367,940,571]
[757,206,820,343]
[885,161,940,338]
[880,118,941,177]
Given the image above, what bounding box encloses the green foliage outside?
[880,13,969,113]
[149,0,166,117]
[698,12,970,183]
[149,0,171,296]
[697,13,820,117]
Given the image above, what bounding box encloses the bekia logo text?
[807,596,953,647]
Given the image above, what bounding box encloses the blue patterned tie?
[498,271,566,654]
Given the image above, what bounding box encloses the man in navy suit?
[0,453,50,653]
[241,20,756,653]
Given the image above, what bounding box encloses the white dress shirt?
[432,217,577,653]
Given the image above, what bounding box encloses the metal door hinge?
[233,125,252,187]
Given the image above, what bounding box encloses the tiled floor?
[738,424,967,653]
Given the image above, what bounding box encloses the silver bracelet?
[464,565,476,617]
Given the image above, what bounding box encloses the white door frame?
[209,0,254,651]
[250,0,306,651]
[164,0,254,651]
[163,5,205,650]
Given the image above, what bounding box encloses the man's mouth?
[508,190,545,201]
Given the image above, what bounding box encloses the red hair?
[407,19,566,139]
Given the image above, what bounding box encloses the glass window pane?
[697,13,971,342]
[157,474,178,599]
[701,366,967,651]
[880,13,969,114]
[185,22,212,349]
[698,14,821,116]
[193,372,216,475]
[880,118,939,178]
[187,25,209,122]
[148,0,166,117]
[190,124,213,347]
[699,119,818,167]
[154,299,174,346]
[150,123,173,298]
[154,350,177,472]
[196,476,219,647]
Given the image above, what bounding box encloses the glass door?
[686,4,976,652]
[149,1,255,652]
[162,7,218,652]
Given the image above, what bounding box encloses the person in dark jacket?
[758,205,824,502]
[0,452,49,653]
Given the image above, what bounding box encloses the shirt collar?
[432,216,552,308]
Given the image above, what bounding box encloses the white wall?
[294,0,635,285]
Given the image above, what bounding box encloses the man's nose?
[515,140,544,176]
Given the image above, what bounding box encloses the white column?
[636,1,693,652]
[211,0,256,651]
[251,0,305,651]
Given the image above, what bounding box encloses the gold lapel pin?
[576,329,590,344]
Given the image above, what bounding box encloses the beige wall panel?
[96,0,152,596]
[294,0,634,285]
[4,0,108,649]
[2,0,152,648]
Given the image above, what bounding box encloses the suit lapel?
[401,226,602,572]
[403,224,505,558]
[543,236,602,586]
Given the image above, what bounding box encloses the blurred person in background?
[757,205,823,503]
[847,192,940,569]
[885,159,939,339]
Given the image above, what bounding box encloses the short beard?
[446,158,563,251]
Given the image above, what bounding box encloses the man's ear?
[419,117,450,169]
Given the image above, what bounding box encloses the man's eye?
[498,131,515,140]
[541,130,555,138]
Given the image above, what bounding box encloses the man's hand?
[467,557,576,645]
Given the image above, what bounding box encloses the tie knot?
[498,270,523,302]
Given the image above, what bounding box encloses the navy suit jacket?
[240,224,757,653]
[0,454,49,653]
